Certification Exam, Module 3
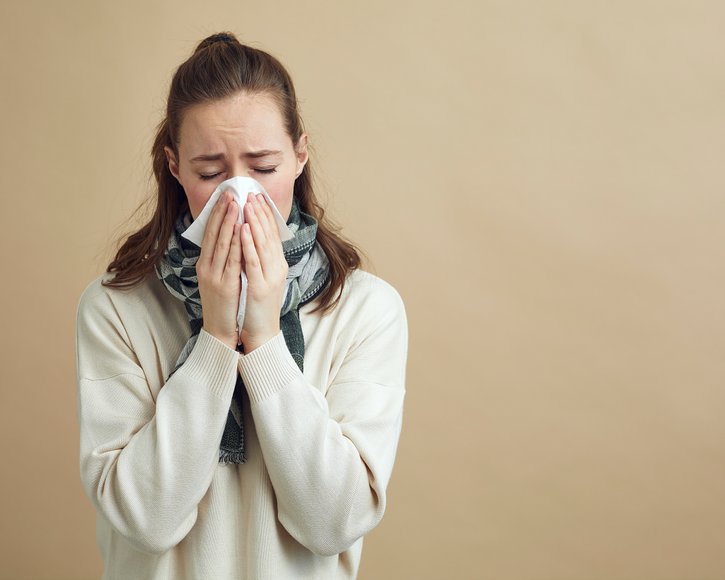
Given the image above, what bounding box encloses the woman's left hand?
[239,193,288,352]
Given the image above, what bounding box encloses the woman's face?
[165,91,308,221]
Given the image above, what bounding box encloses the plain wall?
[1,1,724,579]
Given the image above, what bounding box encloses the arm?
[77,192,248,553]
[238,281,408,556]
[76,287,239,554]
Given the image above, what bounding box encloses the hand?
[197,191,243,350]
[239,193,288,352]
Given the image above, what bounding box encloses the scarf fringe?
[219,449,247,464]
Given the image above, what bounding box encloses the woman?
[76,32,407,580]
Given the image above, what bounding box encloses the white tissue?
[181,176,293,246]
[181,176,294,337]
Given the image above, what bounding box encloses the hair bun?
[194,32,239,53]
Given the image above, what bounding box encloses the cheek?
[258,171,296,221]
[184,180,217,220]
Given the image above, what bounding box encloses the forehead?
[177,92,290,155]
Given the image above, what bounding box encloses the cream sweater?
[75,269,407,580]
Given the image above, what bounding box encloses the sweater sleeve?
[75,286,240,555]
[237,279,408,557]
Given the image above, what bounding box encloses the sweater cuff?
[180,328,240,402]
[238,332,302,404]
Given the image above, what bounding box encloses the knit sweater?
[75,268,407,580]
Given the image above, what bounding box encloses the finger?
[255,194,280,243]
[240,222,263,286]
[200,192,232,265]
[209,199,239,279]
[222,223,242,283]
[247,196,281,279]
[245,195,268,247]
[249,194,289,281]
[255,195,287,281]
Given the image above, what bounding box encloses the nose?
[226,160,253,179]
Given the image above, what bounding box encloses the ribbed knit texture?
[184,330,241,401]
[76,269,407,580]
[239,333,302,404]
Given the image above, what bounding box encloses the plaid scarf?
[155,199,329,463]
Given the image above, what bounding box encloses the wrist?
[202,325,239,351]
[240,328,280,353]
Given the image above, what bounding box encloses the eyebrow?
[189,150,283,162]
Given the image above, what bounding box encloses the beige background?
[1,1,724,579]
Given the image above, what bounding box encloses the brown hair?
[104,32,361,312]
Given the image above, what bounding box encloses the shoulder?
[339,269,406,320]
[76,272,168,330]
[78,272,152,312]
[312,269,407,346]
[77,273,121,322]
[316,270,408,385]
[77,273,119,310]
[76,272,187,372]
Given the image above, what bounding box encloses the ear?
[164,146,181,181]
[294,134,309,178]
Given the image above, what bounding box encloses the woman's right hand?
[197,191,243,350]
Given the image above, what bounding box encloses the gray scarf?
[155,199,329,463]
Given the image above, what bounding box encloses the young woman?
[76,32,407,579]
